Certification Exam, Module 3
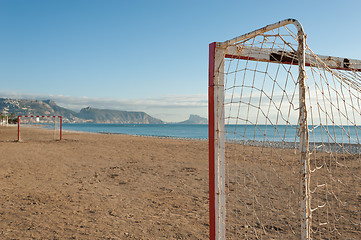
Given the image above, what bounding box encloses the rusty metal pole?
[297,26,311,240]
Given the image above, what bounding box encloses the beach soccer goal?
[17,115,62,142]
[208,19,361,240]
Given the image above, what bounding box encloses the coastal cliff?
[0,98,164,124]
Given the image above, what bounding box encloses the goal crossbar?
[218,18,361,72]
[224,45,361,72]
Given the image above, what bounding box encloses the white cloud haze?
[0,91,208,122]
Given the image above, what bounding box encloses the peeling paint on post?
[297,24,311,240]
[209,42,226,240]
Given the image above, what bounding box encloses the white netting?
[218,23,360,239]
[18,116,62,142]
[305,47,361,239]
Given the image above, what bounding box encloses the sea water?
[62,123,361,144]
[62,123,208,139]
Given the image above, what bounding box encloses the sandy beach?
[0,126,359,239]
[0,126,209,239]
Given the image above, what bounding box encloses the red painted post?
[208,42,216,240]
[17,116,20,141]
[59,116,62,141]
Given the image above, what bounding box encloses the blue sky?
[1,0,361,122]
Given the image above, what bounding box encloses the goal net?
[209,19,361,239]
[18,115,63,142]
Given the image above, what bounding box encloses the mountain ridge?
[0,98,164,124]
[177,114,208,124]
[78,106,163,124]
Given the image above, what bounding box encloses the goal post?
[209,18,361,239]
[17,115,62,142]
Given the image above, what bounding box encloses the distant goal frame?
[17,115,63,141]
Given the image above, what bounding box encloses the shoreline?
[96,131,209,142]
[13,124,361,153]
[14,124,208,141]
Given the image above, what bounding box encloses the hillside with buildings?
[0,98,164,124]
